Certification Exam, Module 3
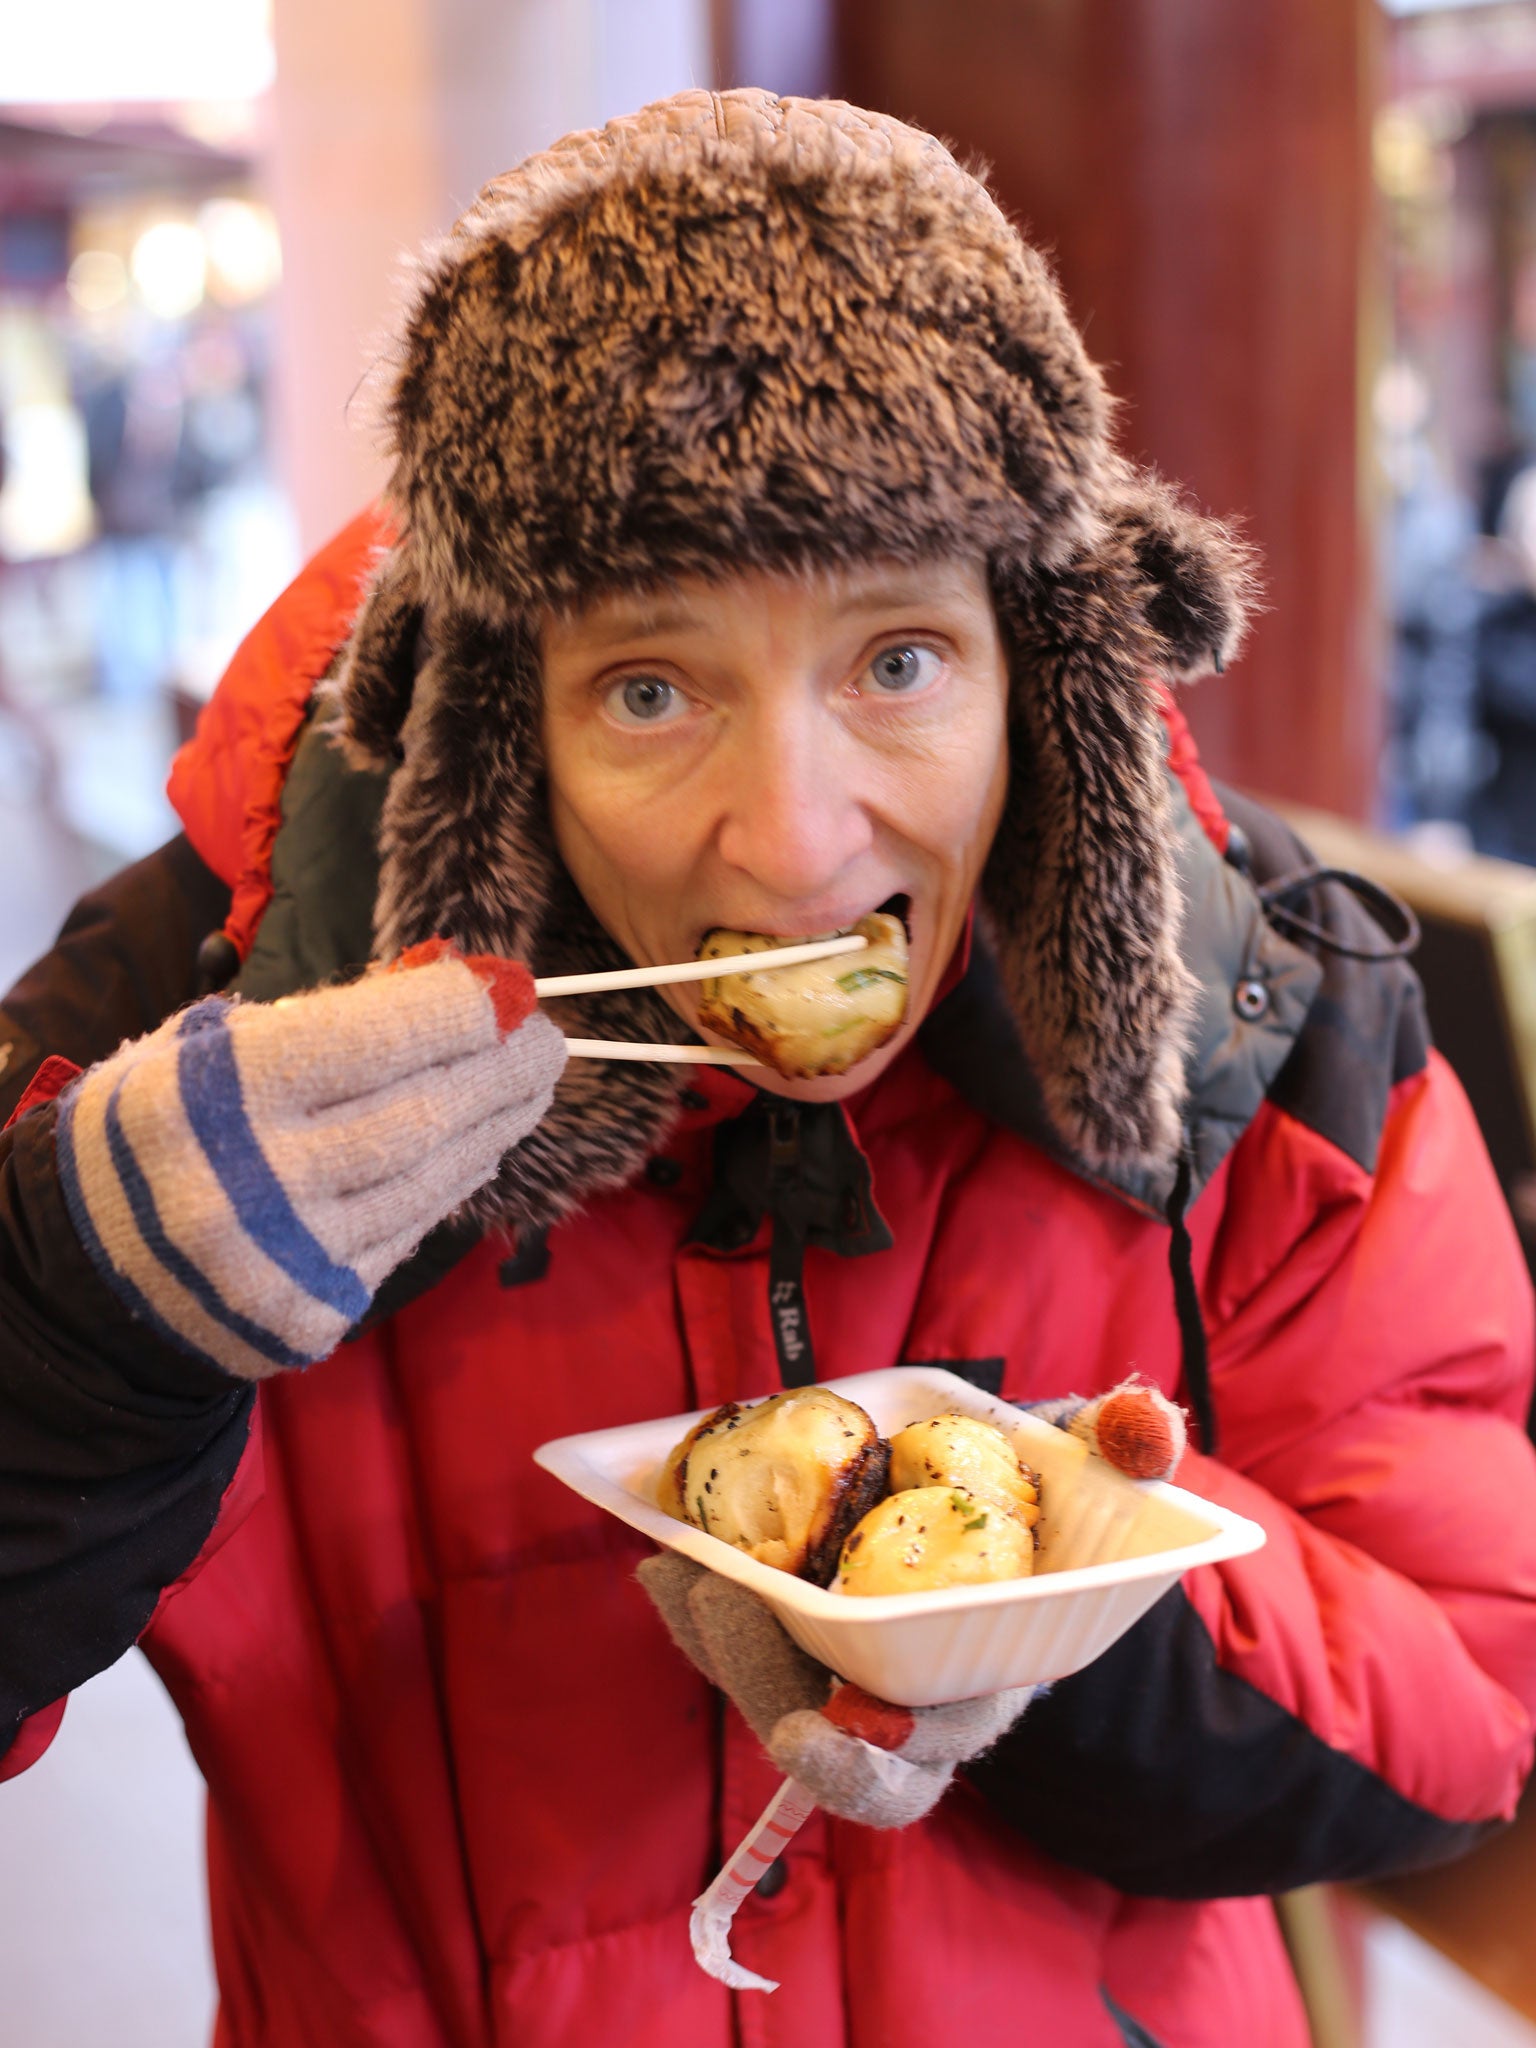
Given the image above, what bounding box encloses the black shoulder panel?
[966,1581,1490,1896]
[0,837,249,1755]
[0,834,230,1121]
[1217,786,1431,1174]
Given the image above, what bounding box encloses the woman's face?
[540,556,1011,1102]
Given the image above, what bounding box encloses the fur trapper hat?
[327,88,1257,1230]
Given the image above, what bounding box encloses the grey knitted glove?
[55,938,566,1379]
[638,1551,1037,1828]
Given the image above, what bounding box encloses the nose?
[713,697,874,902]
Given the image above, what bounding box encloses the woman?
[2,89,1533,2048]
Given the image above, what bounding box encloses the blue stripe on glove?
[175,1003,371,1325]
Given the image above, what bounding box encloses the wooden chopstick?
[562,1039,764,1066]
[533,931,867,999]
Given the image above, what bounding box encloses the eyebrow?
[583,601,705,643]
[829,571,969,613]
[575,563,977,647]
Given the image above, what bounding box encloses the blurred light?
[1,0,273,104]
[175,100,263,151]
[1500,470,1536,587]
[1413,91,1472,148]
[199,199,281,306]
[131,220,206,321]
[66,248,130,314]
[1374,360,1432,438]
[0,401,94,559]
[1373,106,1453,202]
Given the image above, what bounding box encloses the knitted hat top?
[328,89,1257,1231]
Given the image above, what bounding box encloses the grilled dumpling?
[695,910,908,1079]
[660,1388,889,1585]
[835,1485,1035,1596]
[887,1413,1041,1526]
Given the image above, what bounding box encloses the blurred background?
[5,1,1536,2042]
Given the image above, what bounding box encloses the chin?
[730,1023,918,1103]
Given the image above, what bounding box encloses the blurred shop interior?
[8,1,1536,2045]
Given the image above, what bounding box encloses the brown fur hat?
[328,89,1257,1227]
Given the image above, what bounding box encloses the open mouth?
[876,893,913,943]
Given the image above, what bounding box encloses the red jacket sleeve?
[1186,1051,1536,1824]
[972,1049,1536,1894]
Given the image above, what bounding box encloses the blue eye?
[606,674,684,725]
[863,644,942,695]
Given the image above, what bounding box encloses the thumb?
[390,938,539,1040]
[1072,1377,1187,1480]
[768,1712,951,1828]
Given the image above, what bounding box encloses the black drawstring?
[766,1108,815,1385]
[1258,865,1420,963]
[1167,1140,1218,1456]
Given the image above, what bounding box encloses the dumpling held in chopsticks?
[695,911,908,1079]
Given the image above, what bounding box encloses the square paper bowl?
[534,1366,1265,1707]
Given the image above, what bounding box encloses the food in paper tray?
[662,1393,1042,1596]
[659,1388,890,1583]
[695,910,908,1078]
[834,1484,1036,1595]
[887,1413,1044,1523]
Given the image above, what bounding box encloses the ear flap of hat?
[370,610,551,962]
[327,541,427,769]
[1103,462,1261,681]
[982,483,1252,1193]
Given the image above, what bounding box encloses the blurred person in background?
[1379,358,1488,832]
[1470,453,1536,859]
[1,90,1535,2048]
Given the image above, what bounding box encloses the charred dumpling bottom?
[659,1397,1042,1597]
[660,1388,890,1586]
[694,910,909,1079]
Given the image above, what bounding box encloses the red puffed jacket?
[1,512,1534,2048]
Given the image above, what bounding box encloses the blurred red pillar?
[833,0,1382,816]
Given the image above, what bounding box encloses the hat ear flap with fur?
[1103,465,1260,682]
[983,535,1201,1192]
[328,542,427,769]
[369,611,555,966]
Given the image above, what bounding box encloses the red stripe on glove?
[822,1684,916,1753]
[394,939,538,1039]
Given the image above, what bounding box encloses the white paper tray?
[534,1366,1265,1706]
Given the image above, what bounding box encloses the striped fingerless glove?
[55,940,567,1379]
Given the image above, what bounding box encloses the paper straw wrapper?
[688,1776,820,1993]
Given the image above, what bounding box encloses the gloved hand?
[638,1549,1038,1827]
[55,937,566,1379]
[639,1377,1186,1828]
